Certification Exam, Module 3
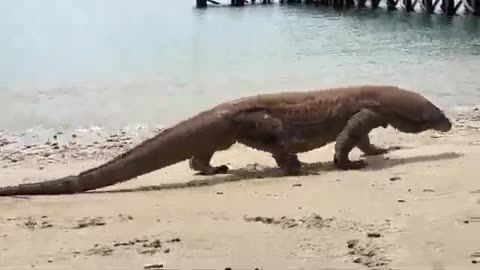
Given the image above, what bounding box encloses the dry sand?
[1,112,480,270]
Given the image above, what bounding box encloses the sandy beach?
[1,109,480,270]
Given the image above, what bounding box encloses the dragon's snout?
[430,112,452,132]
[434,118,452,132]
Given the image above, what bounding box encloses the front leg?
[357,135,402,157]
[334,109,386,170]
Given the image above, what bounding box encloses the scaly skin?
[0,85,452,196]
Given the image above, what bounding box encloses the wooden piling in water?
[420,0,434,13]
[195,0,480,16]
[403,0,415,11]
[387,0,399,10]
[441,0,456,14]
[473,0,480,15]
[474,0,480,15]
[357,0,367,7]
[196,0,207,8]
[231,0,246,5]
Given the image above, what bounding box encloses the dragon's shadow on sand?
[88,150,462,195]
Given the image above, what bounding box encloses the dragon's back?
[206,85,429,123]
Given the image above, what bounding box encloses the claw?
[195,165,229,176]
[361,145,402,157]
[214,165,229,174]
[361,148,388,157]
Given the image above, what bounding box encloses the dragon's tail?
[0,112,235,196]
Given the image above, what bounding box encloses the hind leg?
[233,110,301,175]
[189,137,235,176]
[189,153,230,175]
[236,136,302,175]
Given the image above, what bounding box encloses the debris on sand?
[144,263,164,269]
[346,238,390,268]
[82,236,181,257]
[471,252,480,264]
[366,232,382,238]
[243,214,334,229]
[72,217,107,229]
[85,244,114,256]
[389,176,401,181]
[118,214,134,222]
[19,216,53,230]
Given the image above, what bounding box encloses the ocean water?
[1,0,480,132]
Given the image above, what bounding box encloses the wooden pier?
[196,0,273,7]
[195,0,480,16]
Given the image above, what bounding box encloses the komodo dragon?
[0,85,452,196]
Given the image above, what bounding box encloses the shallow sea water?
[1,0,480,132]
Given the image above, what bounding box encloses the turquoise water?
[1,0,480,132]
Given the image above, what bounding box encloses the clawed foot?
[195,165,229,176]
[274,154,302,176]
[334,157,367,170]
[213,165,229,174]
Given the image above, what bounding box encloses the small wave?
[448,104,480,114]
[0,123,168,150]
